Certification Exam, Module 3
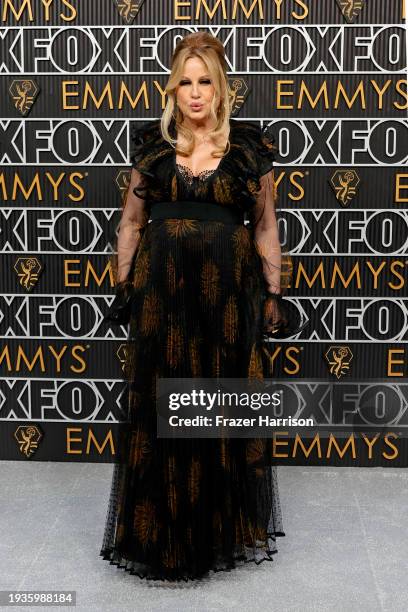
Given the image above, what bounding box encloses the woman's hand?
[262,293,308,339]
[262,293,288,335]
[104,280,134,326]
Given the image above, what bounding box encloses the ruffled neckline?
[129,117,276,204]
[130,117,273,159]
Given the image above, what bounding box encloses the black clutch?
[104,280,134,326]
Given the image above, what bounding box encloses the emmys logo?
[14,425,43,458]
[335,0,365,23]
[228,78,250,116]
[117,343,131,376]
[329,170,360,207]
[115,170,132,204]
[14,257,42,291]
[325,346,353,379]
[8,79,40,116]
[113,0,145,23]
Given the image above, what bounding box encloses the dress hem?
[99,531,286,583]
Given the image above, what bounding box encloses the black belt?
[149,201,245,225]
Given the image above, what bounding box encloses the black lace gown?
[100,118,285,581]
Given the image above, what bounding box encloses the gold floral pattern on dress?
[130,429,151,468]
[255,525,267,541]
[201,260,220,305]
[166,254,177,295]
[165,219,200,238]
[223,295,238,344]
[133,249,149,289]
[166,321,184,370]
[246,439,266,464]
[202,221,224,244]
[241,515,255,546]
[248,342,264,380]
[133,499,159,547]
[212,345,221,377]
[219,438,231,471]
[213,174,232,204]
[171,174,177,200]
[189,336,202,376]
[255,466,265,479]
[232,226,251,285]
[116,523,125,543]
[232,226,251,263]
[161,539,185,569]
[166,455,178,520]
[140,289,161,335]
[188,457,201,505]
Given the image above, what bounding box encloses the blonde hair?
[161,32,232,158]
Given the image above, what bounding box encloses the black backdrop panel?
[0,1,407,464]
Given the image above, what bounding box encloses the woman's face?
[175,56,216,122]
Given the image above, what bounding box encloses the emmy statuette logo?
[329,170,361,206]
[115,170,132,205]
[335,0,366,23]
[117,343,132,376]
[14,257,43,291]
[325,346,354,379]
[8,79,40,116]
[14,425,43,458]
[113,0,146,23]
[228,78,250,116]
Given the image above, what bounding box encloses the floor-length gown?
[100,117,286,581]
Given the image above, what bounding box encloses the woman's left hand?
[104,280,134,326]
[262,293,288,335]
[262,293,308,339]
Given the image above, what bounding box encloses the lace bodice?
[175,163,218,185]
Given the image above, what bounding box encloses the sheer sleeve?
[251,169,282,295]
[250,143,295,336]
[115,168,149,283]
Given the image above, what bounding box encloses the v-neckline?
[173,121,233,180]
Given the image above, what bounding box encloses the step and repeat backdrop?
[0,0,407,465]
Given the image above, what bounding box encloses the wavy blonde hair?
[161,32,233,158]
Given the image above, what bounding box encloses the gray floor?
[0,462,407,612]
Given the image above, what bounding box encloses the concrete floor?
[0,461,407,612]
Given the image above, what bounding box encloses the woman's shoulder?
[129,119,171,173]
[130,119,162,147]
[229,118,277,177]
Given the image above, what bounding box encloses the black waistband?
[149,201,245,224]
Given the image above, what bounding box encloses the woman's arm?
[116,168,149,284]
[251,169,282,295]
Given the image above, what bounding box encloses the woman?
[100,32,291,582]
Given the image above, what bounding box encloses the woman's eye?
[179,79,211,85]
